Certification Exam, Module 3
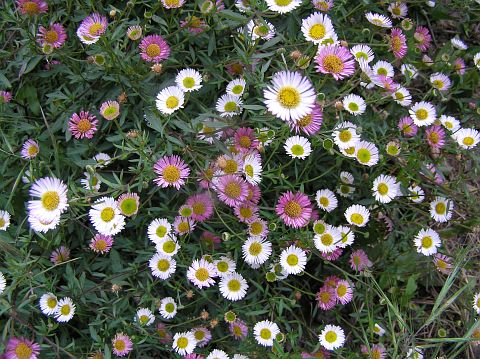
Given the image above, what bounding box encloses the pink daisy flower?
[17,0,48,15]
[186,193,214,222]
[335,279,354,304]
[246,183,261,204]
[453,58,466,75]
[426,125,446,149]
[37,23,67,48]
[153,155,190,189]
[312,0,334,12]
[324,275,341,288]
[229,319,248,340]
[173,215,196,235]
[6,337,41,359]
[389,28,407,59]
[289,103,323,136]
[161,0,185,8]
[234,203,259,223]
[320,248,343,261]
[398,116,418,137]
[301,349,331,359]
[112,332,133,357]
[373,74,398,93]
[68,111,98,139]
[433,253,453,274]
[89,234,114,254]
[247,217,269,239]
[276,191,312,228]
[234,127,259,153]
[184,354,205,359]
[191,327,212,347]
[361,344,386,359]
[315,45,355,80]
[349,249,372,271]
[21,139,39,159]
[414,26,432,52]
[215,174,249,207]
[50,246,70,265]
[156,323,173,344]
[77,13,108,44]
[0,90,12,103]
[180,16,207,34]
[139,35,170,63]
[315,285,337,310]
[199,230,221,249]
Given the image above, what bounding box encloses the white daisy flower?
[233,355,248,359]
[409,101,436,127]
[207,349,230,359]
[350,44,374,63]
[340,171,354,184]
[172,331,197,355]
[343,94,366,116]
[373,323,386,336]
[149,253,176,280]
[214,256,236,278]
[80,171,101,191]
[279,245,307,274]
[337,225,355,248]
[155,236,180,256]
[332,122,360,149]
[135,308,155,326]
[301,12,335,44]
[315,189,338,212]
[337,183,355,198]
[39,292,58,315]
[216,94,243,117]
[430,73,451,92]
[159,297,177,319]
[242,237,272,267]
[253,320,280,347]
[265,0,301,14]
[372,60,394,77]
[0,210,10,231]
[55,297,75,322]
[345,204,370,227]
[392,87,412,107]
[451,37,468,50]
[372,174,400,203]
[407,184,425,203]
[156,86,185,115]
[414,228,441,256]
[473,292,480,314]
[388,2,408,18]
[147,218,172,244]
[474,52,480,70]
[0,272,6,295]
[243,153,262,184]
[355,141,379,166]
[365,12,392,27]
[219,272,249,301]
[175,68,202,92]
[187,258,217,289]
[246,20,275,41]
[235,0,251,12]
[439,115,460,132]
[284,135,312,160]
[93,153,112,167]
[429,197,454,223]
[89,197,126,236]
[401,64,419,79]
[453,128,480,149]
[28,214,60,233]
[319,324,345,350]
[263,71,316,123]
[226,78,247,97]
[27,177,68,222]
[313,219,328,236]
[406,347,424,359]
[314,225,341,253]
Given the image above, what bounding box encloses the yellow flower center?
[139,314,149,324]
[274,0,292,6]
[182,77,195,88]
[114,340,126,351]
[157,259,170,271]
[195,268,210,281]
[120,198,137,215]
[325,330,337,343]
[165,303,175,312]
[163,240,176,253]
[165,96,179,109]
[162,165,181,183]
[224,159,238,174]
[103,106,118,118]
[350,213,364,225]
[165,0,181,7]
[348,102,359,112]
[231,85,244,94]
[95,239,108,252]
[290,144,305,156]
[15,343,33,359]
[77,118,92,133]
[156,225,167,238]
[239,206,253,219]
[244,164,254,178]
[463,137,474,146]
[233,325,242,336]
[377,183,389,196]
[421,236,433,248]
[415,109,428,121]
[45,30,59,44]
[194,330,205,341]
[320,233,333,246]
[23,2,39,15]
[356,148,371,164]
[239,135,252,149]
[41,191,60,211]
[319,197,329,207]
[223,101,238,112]
[436,259,446,269]
[309,24,326,40]
[146,43,161,58]
[377,68,388,76]
[435,202,446,215]
[248,242,262,256]
[88,23,104,36]
[0,218,5,227]
[322,54,344,74]
[60,304,71,315]
[313,222,325,234]
[192,202,206,215]
[319,291,331,303]
[260,328,272,339]
[227,279,241,291]
[284,200,302,218]
[217,261,228,273]
[100,207,115,222]
[391,36,403,52]
[47,297,57,308]
[277,86,301,108]
[286,254,299,266]
[177,221,190,233]
[297,114,312,127]
[372,350,381,359]
[224,182,241,199]
[27,145,38,156]
[428,131,440,144]
[339,129,352,142]
[250,221,263,235]
[337,284,347,297]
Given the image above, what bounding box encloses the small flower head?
[315,45,356,80]
[316,286,337,310]
[127,25,142,40]
[77,13,108,44]
[139,35,170,62]
[319,324,346,350]
[153,155,190,189]
[276,191,313,228]
[349,249,372,271]
[284,135,312,159]
[117,193,140,217]
[68,111,98,139]
[21,139,39,159]
[112,333,133,357]
[6,337,41,359]
[55,297,75,322]
[253,320,280,347]
[37,23,67,48]
[89,234,114,254]
[99,100,120,120]
[17,0,48,15]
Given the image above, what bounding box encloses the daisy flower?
[407,348,424,359]
[27,177,68,222]
[68,111,98,139]
[414,26,432,52]
[265,0,301,13]
[219,272,249,301]
[5,337,40,359]
[372,174,399,203]
[314,225,341,253]
[439,115,460,132]
[289,103,323,135]
[215,174,249,207]
[319,325,345,350]
[337,225,355,248]
[315,45,355,80]
[127,25,142,40]
[354,141,379,166]
[243,154,262,185]
[89,234,114,254]
[343,94,366,115]
[159,297,177,319]
[335,280,353,304]
[37,23,67,48]
[51,248,69,264]
[414,228,441,256]
[315,189,338,212]
[451,37,468,50]
[172,332,197,355]
[430,73,451,92]
[280,245,307,274]
[186,193,214,222]
[149,253,176,279]
[350,44,374,63]
[99,100,120,120]
[153,155,190,189]
[77,13,108,45]
[433,253,452,274]
[207,350,229,359]
[246,20,275,41]
[55,297,75,322]
[316,286,337,310]
[135,308,155,326]
[340,171,354,184]
[392,87,412,107]
[234,127,259,152]
[139,35,170,62]
[176,68,202,92]
[89,197,125,237]
[350,249,372,271]
[301,12,335,44]
[156,86,184,115]
[187,258,217,289]
[401,63,419,79]
[388,2,408,18]
[226,78,247,97]
[242,237,272,267]
[147,218,172,244]
[426,125,446,149]
[247,217,269,239]
[253,320,280,347]
[263,71,316,122]
[116,193,139,217]
[365,12,392,28]
[361,344,386,359]
[407,184,425,203]
[192,327,212,347]
[390,28,407,59]
[430,197,454,222]
[453,128,480,149]
[216,93,243,117]
[0,210,11,231]
[345,204,370,227]
[276,191,312,228]
[28,215,60,233]
[398,116,418,137]
[373,323,386,336]
[112,333,133,357]
[173,215,195,235]
[93,153,111,167]
[157,323,173,343]
[39,292,58,315]
[453,58,466,75]
[161,0,185,8]
[372,60,394,78]
[474,53,480,69]
[284,135,312,159]
[80,171,101,191]
[214,256,236,277]
[409,101,436,127]
[230,319,248,340]
[333,122,359,151]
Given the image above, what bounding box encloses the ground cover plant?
[1,0,480,358]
